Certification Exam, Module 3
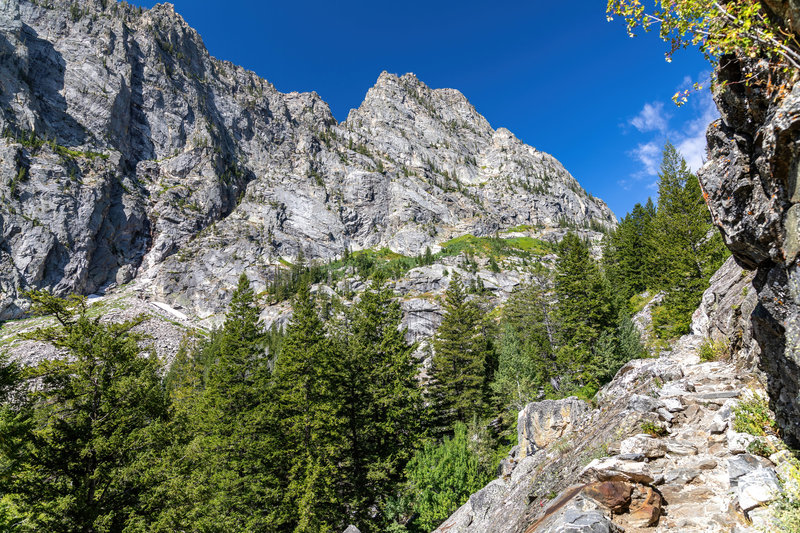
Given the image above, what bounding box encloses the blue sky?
[137,0,716,219]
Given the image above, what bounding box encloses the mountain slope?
[0,0,614,320]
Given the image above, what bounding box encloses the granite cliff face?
[0,0,615,322]
[697,0,800,447]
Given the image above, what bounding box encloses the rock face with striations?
[697,0,800,446]
[0,0,615,321]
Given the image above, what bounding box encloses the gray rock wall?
[698,2,800,444]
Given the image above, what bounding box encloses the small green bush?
[402,423,491,532]
[640,421,667,437]
[733,393,776,437]
[698,338,730,362]
[746,437,777,458]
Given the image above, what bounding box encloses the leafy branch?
[606,0,800,104]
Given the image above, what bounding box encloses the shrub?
[698,338,730,362]
[640,421,667,437]
[774,455,800,531]
[746,437,777,458]
[403,423,491,532]
[733,393,777,437]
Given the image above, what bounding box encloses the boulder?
[710,399,738,434]
[736,467,780,511]
[728,454,766,488]
[518,398,590,458]
[580,457,654,485]
[727,430,756,454]
[619,435,666,459]
[524,491,624,533]
[627,487,662,528]
[582,481,632,513]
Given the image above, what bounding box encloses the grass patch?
[439,234,552,259]
[501,224,538,234]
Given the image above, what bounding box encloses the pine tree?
[430,276,491,436]
[335,282,425,531]
[553,233,616,390]
[650,142,729,337]
[490,279,555,410]
[603,200,657,304]
[150,273,275,531]
[269,281,346,531]
[0,291,170,531]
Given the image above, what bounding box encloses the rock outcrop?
[517,398,589,459]
[697,0,800,446]
[0,0,615,322]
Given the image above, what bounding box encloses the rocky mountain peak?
[349,71,491,135]
[0,0,616,322]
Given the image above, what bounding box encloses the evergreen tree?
[490,279,554,411]
[0,291,170,531]
[603,200,657,304]
[650,142,729,337]
[269,281,346,532]
[334,283,425,531]
[429,277,491,436]
[553,234,616,390]
[423,246,434,266]
[151,274,275,531]
[0,353,25,530]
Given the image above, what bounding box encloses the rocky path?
[436,285,795,533]
[584,333,783,532]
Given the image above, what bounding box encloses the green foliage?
[150,273,276,531]
[733,393,777,437]
[0,290,169,531]
[649,144,729,337]
[490,280,555,411]
[2,128,108,161]
[745,437,777,458]
[698,337,730,362]
[628,291,653,315]
[606,143,728,340]
[606,0,800,104]
[402,424,492,532]
[774,455,800,531]
[603,199,657,305]
[439,234,552,259]
[429,278,493,436]
[640,420,667,437]
[553,233,617,389]
[268,281,346,531]
[332,282,425,531]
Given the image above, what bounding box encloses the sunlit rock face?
[698,0,800,445]
[0,0,615,321]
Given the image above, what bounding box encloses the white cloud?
[675,90,718,171]
[630,102,669,134]
[625,72,719,179]
[630,141,661,176]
